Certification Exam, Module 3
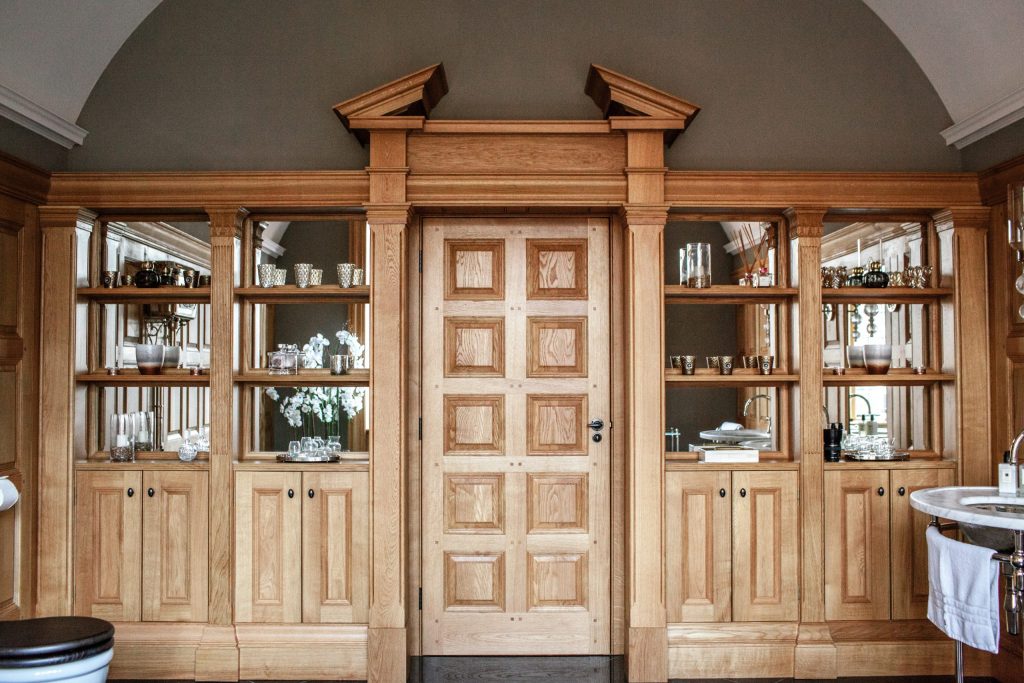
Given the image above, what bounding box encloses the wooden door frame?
[407,211,626,656]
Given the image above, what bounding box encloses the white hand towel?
[926,525,1000,654]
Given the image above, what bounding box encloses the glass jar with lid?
[267,344,300,375]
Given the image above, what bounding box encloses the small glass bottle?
[862,260,889,288]
[134,261,160,288]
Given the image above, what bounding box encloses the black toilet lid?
[0,616,114,667]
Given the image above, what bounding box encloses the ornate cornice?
[38,206,97,231]
[933,206,991,233]
[585,64,700,146]
[334,64,448,146]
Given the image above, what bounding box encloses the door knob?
[719,488,726,498]
[287,489,295,499]
[588,419,604,431]
[739,488,747,498]
[127,488,134,498]
[898,487,906,496]
[878,487,885,496]
[147,488,155,498]
[308,488,315,499]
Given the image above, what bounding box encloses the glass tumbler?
[686,243,712,288]
[109,413,135,462]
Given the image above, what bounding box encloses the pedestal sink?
[910,486,1024,552]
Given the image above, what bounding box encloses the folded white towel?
[926,526,1000,654]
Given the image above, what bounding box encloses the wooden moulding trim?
[668,622,799,644]
[47,171,370,209]
[365,203,412,225]
[206,206,249,237]
[346,117,425,132]
[585,64,700,147]
[667,172,981,209]
[978,152,1024,206]
[334,63,448,145]
[234,624,368,644]
[421,120,612,134]
[609,117,687,131]
[0,150,50,204]
[932,206,992,232]
[38,206,97,230]
[784,207,827,239]
[621,204,670,225]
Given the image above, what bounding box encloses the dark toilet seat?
[0,616,114,668]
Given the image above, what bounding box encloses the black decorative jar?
[134,261,160,288]
[846,266,865,287]
[862,260,889,288]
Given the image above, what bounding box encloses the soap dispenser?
[999,451,1018,496]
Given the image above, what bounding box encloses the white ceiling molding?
[0,83,87,148]
[941,85,1024,149]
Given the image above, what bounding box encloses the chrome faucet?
[848,393,873,417]
[1010,426,1024,466]
[742,394,772,433]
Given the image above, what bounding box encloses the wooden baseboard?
[236,624,367,680]
[628,626,667,682]
[368,627,407,683]
[107,622,205,680]
[195,625,239,682]
[669,622,797,679]
[795,623,836,679]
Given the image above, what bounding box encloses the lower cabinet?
[235,470,368,623]
[666,469,799,622]
[74,469,209,622]
[824,466,954,621]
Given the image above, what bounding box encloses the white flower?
[265,387,279,400]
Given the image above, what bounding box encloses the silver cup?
[758,355,775,375]
[330,353,352,375]
[274,268,287,286]
[682,355,696,375]
[719,355,734,375]
[706,356,720,369]
[337,263,354,288]
[353,268,365,286]
[294,263,313,288]
[258,263,277,288]
[101,271,119,288]
[310,268,323,286]
[669,355,682,369]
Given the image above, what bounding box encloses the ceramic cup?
[864,344,892,375]
[337,263,354,288]
[101,271,119,288]
[258,263,277,288]
[669,355,682,369]
[681,355,696,375]
[135,344,165,375]
[758,354,775,375]
[294,263,313,288]
[310,268,323,286]
[353,268,365,286]
[719,355,734,375]
[705,356,720,369]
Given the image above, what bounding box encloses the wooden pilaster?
[36,206,96,615]
[205,207,247,628]
[366,127,410,683]
[934,207,992,486]
[785,207,836,678]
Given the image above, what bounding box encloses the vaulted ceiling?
[1,0,1022,153]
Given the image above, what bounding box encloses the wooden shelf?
[666,370,798,387]
[665,285,797,304]
[75,458,210,471]
[821,287,951,304]
[666,459,799,472]
[235,285,370,304]
[234,458,369,472]
[234,368,370,386]
[824,459,956,470]
[78,286,211,304]
[76,371,210,386]
[822,370,954,386]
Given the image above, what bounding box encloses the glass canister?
[267,344,300,375]
[133,411,156,451]
[109,413,135,462]
[685,243,712,288]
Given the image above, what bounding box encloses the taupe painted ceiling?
[0,0,1021,150]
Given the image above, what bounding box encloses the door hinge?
[418,416,422,440]
[418,249,423,273]
[418,586,423,610]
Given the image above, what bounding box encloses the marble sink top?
[910,486,1024,531]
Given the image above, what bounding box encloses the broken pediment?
[584,64,700,146]
[333,63,449,145]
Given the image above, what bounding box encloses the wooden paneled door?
[890,468,953,620]
[422,217,610,655]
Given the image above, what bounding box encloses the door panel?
[732,470,798,621]
[142,470,208,622]
[74,470,142,621]
[825,469,891,621]
[423,217,610,655]
[891,468,953,620]
[302,471,369,623]
[666,470,731,622]
[235,471,302,623]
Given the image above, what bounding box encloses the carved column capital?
[205,206,248,239]
[620,203,669,229]
[38,206,97,231]
[784,207,827,239]
[366,203,412,226]
[933,206,991,233]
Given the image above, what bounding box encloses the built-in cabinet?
[666,468,798,623]
[824,466,953,621]
[74,468,209,622]
[234,470,368,624]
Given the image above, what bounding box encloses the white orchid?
[265,329,369,437]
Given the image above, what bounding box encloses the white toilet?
[0,617,114,683]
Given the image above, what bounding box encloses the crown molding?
[0,84,87,149]
[941,85,1024,150]
[585,64,700,147]
[333,64,448,146]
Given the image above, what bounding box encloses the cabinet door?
[142,470,209,622]
[302,471,369,623]
[235,471,302,623]
[732,470,798,621]
[666,470,731,622]
[891,468,953,620]
[825,469,890,620]
[74,470,142,621]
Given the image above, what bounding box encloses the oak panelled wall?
[4,65,1016,683]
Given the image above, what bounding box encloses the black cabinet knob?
[147,487,155,498]
[739,488,747,498]
[308,488,315,499]
[719,488,726,498]
[127,488,134,497]
[287,489,295,498]
[898,486,906,496]
[878,487,885,496]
